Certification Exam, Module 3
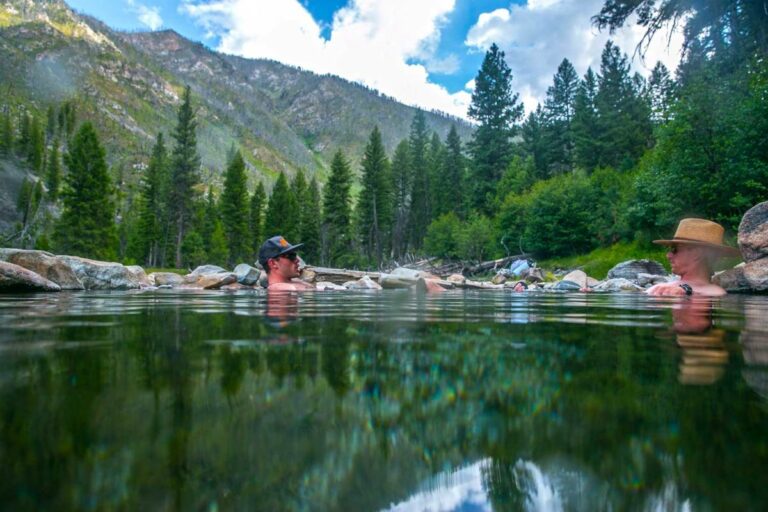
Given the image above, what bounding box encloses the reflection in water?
[0,291,767,510]
[671,299,728,385]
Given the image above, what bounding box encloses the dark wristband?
[679,283,693,296]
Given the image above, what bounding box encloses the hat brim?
[653,239,741,257]
[275,242,304,258]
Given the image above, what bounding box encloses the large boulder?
[712,259,768,292]
[607,260,667,280]
[562,270,588,288]
[234,263,261,285]
[0,249,83,289]
[189,264,227,276]
[343,276,383,290]
[57,255,143,290]
[0,261,61,292]
[738,201,768,262]
[125,265,152,288]
[196,272,238,290]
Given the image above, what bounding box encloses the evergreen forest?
[2,0,766,271]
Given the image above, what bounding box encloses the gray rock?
[591,278,644,292]
[739,201,768,262]
[391,267,435,280]
[562,270,588,288]
[0,249,83,289]
[189,264,227,276]
[234,263,261,285]
[607,259,667,280]
[522,267,544,283]
[491,273,507,285]
[446,273,466,284]
[343,276,383,290]
[636,273,674,287]
[125,265,152,287]
[712,259,768,292]
[0,261,61,292]
[150,272,185,287]
[196,272,238,290]
[57,255,142,290]
[554,279,582,291]
[316,281,346,291]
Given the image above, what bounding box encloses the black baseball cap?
[258,235,304,267]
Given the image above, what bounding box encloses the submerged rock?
[0,249,83,289]
[0,261,61,292]
[738,201,768,262]
[57,255,142,290]
[607,260,667,281]
[234,263,261,285]
[553,279,582,291]
[712,259,768,292]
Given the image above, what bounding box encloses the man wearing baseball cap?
[258,235,314,291]
[646,218,740,297]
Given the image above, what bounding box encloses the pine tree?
[646,61,676,125]
[265,172,299,240]
[17,112,30,159]
[594,41,652,169]
[521,105,549,180]
[572,67,600,170]
[390,139,411,258]
[29,116,44,172]
[408,111,430,250]
[0,110,12,156]
[45,139,61,201]
[220,150,251,265]
[357,126,392,265]
[250,181,266,255]
[133,133,170,266]
[542,58,579,174]
[168,86,201,268]
[201,189,228,266]
[439,125,466,219]
[300,178,322,263]
[54,122,117,260]
[467,43,523,214]
[46,105,56,141]
[322,150,353,266]
[426,131,443,221]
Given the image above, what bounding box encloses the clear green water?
[1,290,767,511]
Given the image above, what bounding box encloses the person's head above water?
[258,235,303,277]
[647,218,740,297]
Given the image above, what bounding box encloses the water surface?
[1,290,767,511]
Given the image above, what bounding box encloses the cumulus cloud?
[126,0,163,30]
[466,0,684,112]
[181,0,472,118]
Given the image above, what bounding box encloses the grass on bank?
[539,241,670,280]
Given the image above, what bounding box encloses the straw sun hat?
[653,218,741,256]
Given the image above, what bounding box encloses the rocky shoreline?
[2,202,767,294]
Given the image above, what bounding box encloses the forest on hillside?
[2,0,767,270]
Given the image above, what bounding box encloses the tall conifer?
[220,150,250,264]
[439,125,465,219]
[572,68,600,169]
[322,150,353,265]
[408,111,430,249]
[45,139,61,201]
[542,58,579,174]
[390,140,411,258]
[168,86,201,267]
[250,182,266,254]
[134,133,170,266]
[357,126,392,264]
[54,122,117,260]
[300,178,322,263]
[467,43,523,214]
[0,111,12,156]
[265,173,298,240]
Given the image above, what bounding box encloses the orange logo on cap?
[279,238,288,247]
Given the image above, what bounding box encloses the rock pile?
[713,201,768,293]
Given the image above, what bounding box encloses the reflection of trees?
[2,304,768,510]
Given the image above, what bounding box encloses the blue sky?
[65,0,683,118]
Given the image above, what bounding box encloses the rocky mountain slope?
[0,0,472,186]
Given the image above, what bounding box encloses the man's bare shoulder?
[268,281,315,291]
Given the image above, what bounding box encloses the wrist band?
[679,283,693,296]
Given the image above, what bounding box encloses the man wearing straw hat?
[647,218,740,297]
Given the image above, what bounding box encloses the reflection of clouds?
[741,304,768,400]
[386,459,491,512]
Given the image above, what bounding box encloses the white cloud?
[126,0,163,30]
[181,0,471,118]
[466,0,684,113]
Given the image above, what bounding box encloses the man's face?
[667,244,703,275]
[269,252,300,279]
